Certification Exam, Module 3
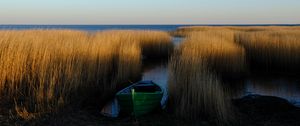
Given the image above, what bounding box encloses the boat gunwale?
[116,81,163,95]
[117,92,163,95]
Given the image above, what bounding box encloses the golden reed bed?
[168,30,244,124]
[168,26,300,124]
[1,26,299,123]
[0,30,172,119]
[171,26,300,37]
[236,30,300,72]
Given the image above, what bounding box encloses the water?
[172,37,183,46]
[142,60,168,108]
[242,76,300,105]
[2,24,300,32]
[0,25,185,32]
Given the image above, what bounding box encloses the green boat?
[116,80,163,117]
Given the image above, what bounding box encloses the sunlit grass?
[182,31,246,76]
[0,29,172,119]
[96,30,174,58]
[171,26,300,37]
[235,30,300,72]
[168,26,300,124]
[168,30,245,124]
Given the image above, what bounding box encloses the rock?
[233,94,297,115]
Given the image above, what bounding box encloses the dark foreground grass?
[2,95,300,126]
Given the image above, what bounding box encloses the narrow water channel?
[141,37,182,107]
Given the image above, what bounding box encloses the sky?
[0,0,299,24]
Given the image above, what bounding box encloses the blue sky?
[0,0,299,24]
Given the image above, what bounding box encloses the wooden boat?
[116,80,163,116]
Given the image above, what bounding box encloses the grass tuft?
[168,30,244,124]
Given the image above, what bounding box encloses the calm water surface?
[2,24,299,31]
[0,25,186,31]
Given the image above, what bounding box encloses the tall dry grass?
[171,26,300,37]
[168,31,246,124]
[0,29,172,119]
[236,30,300,73]
[168,56,232,123]
[96,30,174,58]
[169,26,300,123]
[168,48,233,124]
[183,31,246,76]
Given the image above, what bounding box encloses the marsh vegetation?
[1,26,300,126]
[168,26,300,125]
[0,30,172,120]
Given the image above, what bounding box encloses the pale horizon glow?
[0,0,299,25]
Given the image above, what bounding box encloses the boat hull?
[116,81,163,116]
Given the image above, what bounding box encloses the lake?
[1,24,299,31]
[0,25,185,31]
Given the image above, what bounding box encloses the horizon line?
[1,23,300,26]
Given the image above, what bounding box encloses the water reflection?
[141,37,183,108]
[143,62,300,106]
[172,37,183,46]
[142,61,168,86]
[142,62,300,107]
[142,60,168,108]
[224,75,300,105]
[142,36,183,86]
[142,36,300,107]
[243,76,300,106]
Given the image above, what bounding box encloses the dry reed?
[171,26,300,37]
[235,30,300,73]
[168,31,246,124]
[0,29,171,119]
[168,45,233,124]
[96,30,174,58]
[168,26,300,124]
[183,31,246,76]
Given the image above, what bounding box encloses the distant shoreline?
[1,24,300,32]
[1,24,300,26]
